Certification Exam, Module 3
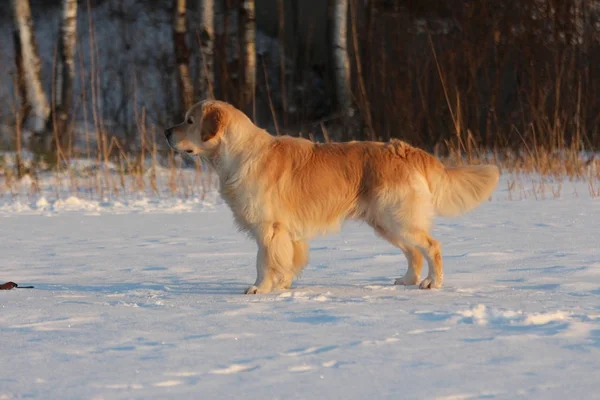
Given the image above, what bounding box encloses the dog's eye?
[187,117,193,125]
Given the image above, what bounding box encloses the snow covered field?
[1,175,600,399]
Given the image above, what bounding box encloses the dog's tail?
[431,164,500,217]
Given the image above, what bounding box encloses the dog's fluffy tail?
[432,165,500,217]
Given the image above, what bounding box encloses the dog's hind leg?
[373,186,441,288]
[245,222,295,294]
[401,229,443,289]
[372,226,423,286]
[394,244,423,286]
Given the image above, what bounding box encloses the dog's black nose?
[164,128,172,139]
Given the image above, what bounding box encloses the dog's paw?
[418,277,442,289]
[245,286,259,294]
[244,285,274,294]
[394,276,419,286]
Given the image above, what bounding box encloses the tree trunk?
[13,31,27,178]
[11,0,50,135]
[277,0,287,126]
[52,0,78,150]
[13,30,29,123]
[173,0,194,112]
[214,0,228,102]
[331,0,352,117]
[197,0,214,99]
[239,0,256,110]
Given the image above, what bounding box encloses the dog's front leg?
[245,222,294,294]
[245,246,272,294]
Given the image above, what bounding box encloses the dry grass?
[1,127,599,205]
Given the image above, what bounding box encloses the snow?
[1,174,600,399]
[0,195,216,216]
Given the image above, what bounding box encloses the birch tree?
[173,0,194,111]
[52,0,78,144]
[331,0,352,117]
[239,0,256,108]
[197,0,214,99]
[12,30,27,177]
[11,0,50,134]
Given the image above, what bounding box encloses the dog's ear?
[201,106,225,142]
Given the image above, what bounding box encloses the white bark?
[12,0,50,133]
[332,0,352,116]
[198,0,214,99]
[173,0,194,110]
[54,0,78,133]
[240,0,256,106]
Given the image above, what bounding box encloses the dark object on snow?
[0,282,34,290]
[0,282,17,290]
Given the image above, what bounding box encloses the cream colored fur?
[165,100,500,294]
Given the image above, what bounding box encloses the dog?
[165,100,499,294]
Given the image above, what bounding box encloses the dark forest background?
[1,0,599,165]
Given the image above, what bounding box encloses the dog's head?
[164,100,231,156]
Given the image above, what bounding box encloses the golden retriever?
[165,100,499,294]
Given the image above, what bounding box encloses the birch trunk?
[11,0,50,134]
[173,0,194,111]
[53,0,78,145]
[240,0,256,108]
[331,0,352,116]
[197,0,214,99]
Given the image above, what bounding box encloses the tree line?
[6,0,600,167]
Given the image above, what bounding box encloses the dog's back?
[248,137,498,238]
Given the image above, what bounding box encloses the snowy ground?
[1,175,600,400]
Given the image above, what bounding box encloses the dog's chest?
[219,180,265,233]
